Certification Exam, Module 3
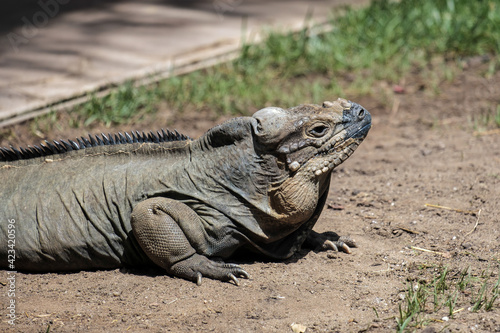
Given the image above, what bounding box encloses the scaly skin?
[0,98,371,284]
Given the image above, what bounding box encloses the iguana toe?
[324,239,350,253]
[170,253,249,285]
[305,231,357,254]
[228,273,240,286]
[338,235,357,248]
[323,236,357,253]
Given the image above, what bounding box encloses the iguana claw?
[323,235,357,253]
[195,268,248,286]
[228,273,239,286]
[324,239,352,253]
[305,231,357,254]
[171,254,249,286]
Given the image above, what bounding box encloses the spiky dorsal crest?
[0,129,190,162]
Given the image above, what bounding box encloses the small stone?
[291,323,307,333]
[421,149,432,156]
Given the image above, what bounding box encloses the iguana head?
[252,98,371,177]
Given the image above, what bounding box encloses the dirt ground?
[1,63,500,332]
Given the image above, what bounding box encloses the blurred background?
[0,0,363,130]
[1,0,498,140]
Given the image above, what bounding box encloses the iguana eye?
[307,124,329,137]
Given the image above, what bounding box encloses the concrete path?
[0,0,362,127]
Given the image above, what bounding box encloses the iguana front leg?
[305,230,357,254]
[131,198,249,285]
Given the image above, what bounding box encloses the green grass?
[472,104,500,132]
[396,266,500,332]
[471,268,500,311]
[160,0,500,116]
[43,0,500,126]
[75,82,165,127]
[397,281,429,332]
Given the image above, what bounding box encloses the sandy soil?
[1,64,500,332]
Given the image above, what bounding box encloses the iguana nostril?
[358,108,365,120]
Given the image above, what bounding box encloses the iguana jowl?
[0,98,371,285]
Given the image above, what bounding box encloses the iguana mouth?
[287,130,367,176]
[324,121,371,154]
[305,137,362,177]
[308,124,370,176]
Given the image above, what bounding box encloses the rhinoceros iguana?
[0,98,371,285]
